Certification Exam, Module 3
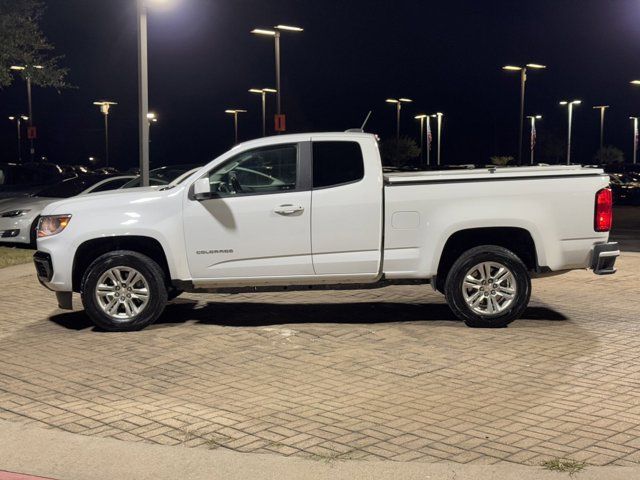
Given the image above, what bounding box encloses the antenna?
[361,110,372,131]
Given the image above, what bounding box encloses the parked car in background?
[0,174,134,247]
[0,163,66,199]
[93,167,119,175]
[609,173,640,205]
[121,164,202,188]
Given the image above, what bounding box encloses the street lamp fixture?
[502,63,547,165]
[386,97,412,141]
[251,24,303,130]
[249,88,277,137]
[559,100,582,165]
[225,109,247,145]
[147,112,158,123]
[94,101,117,167]
[630,80,640,86]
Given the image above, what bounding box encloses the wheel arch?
[435,227,539,291]
[72,236,171,292]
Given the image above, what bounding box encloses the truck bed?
[384,165,602,185]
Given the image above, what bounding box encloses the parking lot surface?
[0,254,639,466]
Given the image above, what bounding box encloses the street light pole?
[593,106,609,151]
[8,115,28,163]
[251,25,303,133]
[425,115,432,167]
[137,0,150,186]
[93,101,117,167]
[10,65,43,162]
[225,109,247,145]
[26,76,34,161]
[560,100,582,165]
[249,88,277,137]
[415,114,427,165]
[386,98,413,141]
[503,63,546,165]
[432,113,444,166]
[631,116,639,165]
[526,115,542,165]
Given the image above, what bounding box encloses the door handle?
[274,204,304,215]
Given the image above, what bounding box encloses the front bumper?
[33,251,54,285]
[591,242,619,275]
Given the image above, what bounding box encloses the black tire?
[444,245,531,328]
[81,250,168,331]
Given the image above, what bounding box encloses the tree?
[380,136,421,168]
[594,146,625,165]
[0,0,69,89]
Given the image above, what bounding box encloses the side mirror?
[193,177,213,200]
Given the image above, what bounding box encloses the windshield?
[121,166,200,188]
[36,176,106,198]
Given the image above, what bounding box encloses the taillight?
[594,188,613,232]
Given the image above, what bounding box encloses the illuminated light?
[594,188,613,232]
[631,80,640,85]
[276,24,303,32]
[263,88,277,93]
[502,65,522,71]
[385,98,399,103]
[249,89,263,94]
[251,28,277,36]
[8,116,15,120]
[526,63,546,69]
[415,114,428,119]
[399,98,413,103]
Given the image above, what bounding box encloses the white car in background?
[0,175,134,247]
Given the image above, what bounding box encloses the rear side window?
[313,141,364,188]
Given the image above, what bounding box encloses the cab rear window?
[312,141,364,188]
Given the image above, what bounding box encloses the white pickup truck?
[33,132,619,331]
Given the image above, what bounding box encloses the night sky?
[2,0,640,169]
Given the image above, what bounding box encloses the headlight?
[37,215,72,238]
[0,209,31,218]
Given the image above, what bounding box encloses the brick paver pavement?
[0,254,639,466]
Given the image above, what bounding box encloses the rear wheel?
[444,245,531,328]
[81,250,168,331]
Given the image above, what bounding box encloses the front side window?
[313,141,364,189]
[208,144,297,196]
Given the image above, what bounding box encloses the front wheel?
[81,250,168,331]
[444,245,531,328]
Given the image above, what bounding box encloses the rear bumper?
[591,242,619,275]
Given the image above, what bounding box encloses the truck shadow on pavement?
[48,300,567,331]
